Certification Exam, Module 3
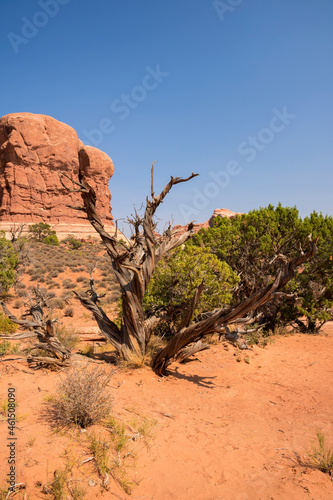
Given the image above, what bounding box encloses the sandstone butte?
[0,112,242,242]
[0,112,117,240]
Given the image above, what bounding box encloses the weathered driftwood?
[61,167,317,375]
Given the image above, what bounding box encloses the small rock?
[88,480,95,487]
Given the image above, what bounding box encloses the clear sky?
[1,0,332,234]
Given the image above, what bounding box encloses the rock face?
[0,113,116,240]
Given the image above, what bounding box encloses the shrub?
[44,234,59,246]
[49,298,65,310]
[0,231,18,294]
[48,270,59,278]
[0,340,11,356]
[51,366,114,428]
[0,312,17,335]
[62,279,76,290]
[55,325,78,349]
[64,306,74,317]
[63,235,83,250]
[308,430,333,476]
[144,246,239,335]
[13,299,23,309]
[28,223,57,243]
[15,282,26,290]
[76,276,87,283]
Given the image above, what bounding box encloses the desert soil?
[0,326,332,500]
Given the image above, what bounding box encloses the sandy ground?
[0,327,332,499]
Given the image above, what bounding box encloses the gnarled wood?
[152,237,317,374]
[1,290,71,364]
[61,164,317,375]
[61,167,199,360]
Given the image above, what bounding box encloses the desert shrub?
[17,289,28,297]
[44,234,59,246]
[0,340,11,356]
[48,283,60,290]
[15,282,26,289]
[63,235,83,250]
[55,325,78,349]
[76,276,86,283]
[13,299,23,309]
[48,270,59,278]
[190,205,333,332]
[62,279,76,290]
[51,366,114,428]
[64,306,74,317]
[307,431,333,476]
[49,298,65,310]
[0,231,18,294]
[144,246,239,336]
[0,312,17,335]
[28,223,57,243]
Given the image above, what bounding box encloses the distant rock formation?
[208,208,243,226]
[172,208,243,236]
[0,112,116,240]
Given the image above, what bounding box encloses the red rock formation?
[0,113,116,240]
[172,209,243,236]
[208,208,243,226]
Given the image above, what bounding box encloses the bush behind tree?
[189,204,333,332]
[144,246,239,337]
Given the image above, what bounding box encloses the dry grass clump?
[308,430,333,476]
[64,306,74,317]
[55,325,79,349]
[51,365,114,428]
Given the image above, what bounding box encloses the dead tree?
[0,288,71,369]
[9,223,26,244]
[60,165,317,374]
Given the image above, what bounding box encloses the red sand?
[0,328,332,499]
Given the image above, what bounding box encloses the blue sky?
[1,0,332,234]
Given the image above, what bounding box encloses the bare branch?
[151,160,157,199]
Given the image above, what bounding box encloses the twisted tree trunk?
[61,164,317,374]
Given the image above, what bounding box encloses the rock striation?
[0,112,116,240]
